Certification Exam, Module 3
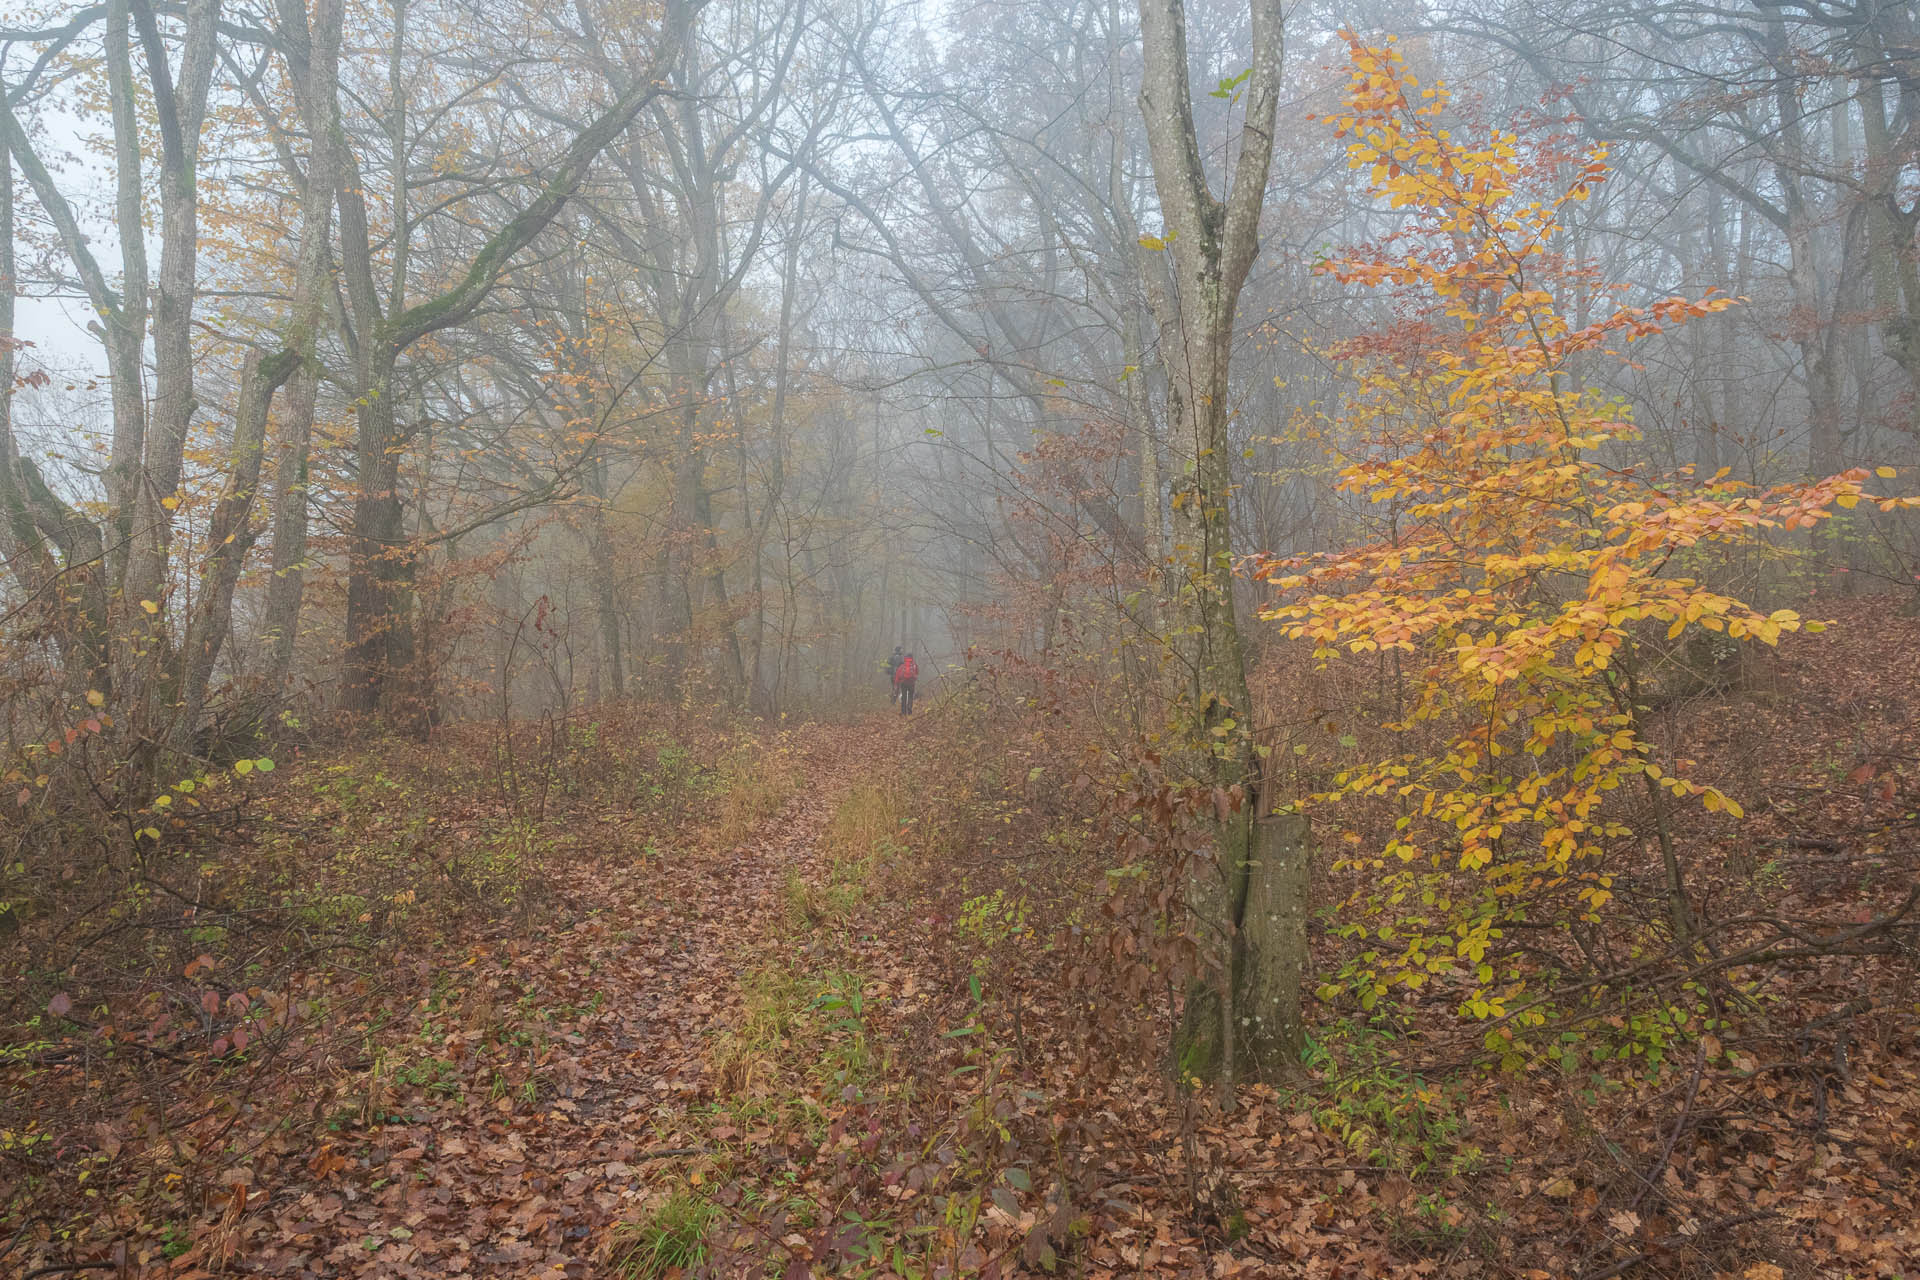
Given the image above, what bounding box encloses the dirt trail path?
[240,716,904,1279]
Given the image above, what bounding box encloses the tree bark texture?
[1136,0,1308,1083]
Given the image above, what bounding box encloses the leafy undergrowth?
[1238,593,1920,1276]
[8,604,1918,1277]
[1,703,805,1276]
[628,604,1918,1279]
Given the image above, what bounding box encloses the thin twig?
[1575,1211,1777,1280]
[1629,1038,1706,1214]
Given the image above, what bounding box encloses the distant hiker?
[886,646,904,704]
[894,651,918,716]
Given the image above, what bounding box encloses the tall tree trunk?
[333,110,412,720]
[339,0,416,725]
[0,17,138,696]
[341,343,417,721]
[173,0,343,746]
[171,349,294,754]
[740,189,800,714]
[655,360,702,685]
[1684,190,1720,478]
[1122,300,1164,573]
[122,0,221,762]
[0,147,44,595]
[696,475,746,695]
[99,0,151,584]
[0,155,108,692]
[125,0,220,599]
[1761,14,1847,576]
[584,493,624,699]
[334,0,688,719]
[1136,0,1310,1084]
[262,0,345,699]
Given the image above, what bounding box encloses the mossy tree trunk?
[1137,0,1309,1085]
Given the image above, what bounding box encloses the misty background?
[1,0,1914,736]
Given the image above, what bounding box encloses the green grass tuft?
[607,1191,718,1279]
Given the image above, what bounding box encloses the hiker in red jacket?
[893,651,918,716]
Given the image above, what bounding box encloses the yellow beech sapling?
[1258,37,1916,1056]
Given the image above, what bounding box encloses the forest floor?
[10,604,1920,1279]
[149,716,904,1279]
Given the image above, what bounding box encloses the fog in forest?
[4,0,1913,733]
[5,0,1920,1273]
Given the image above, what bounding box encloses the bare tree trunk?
[333,0,687,721]
[1122,300,1164,571]
[171,349,292,753]
[1234,815,1311,1072]
[1759,15,1848,576]
[579,449,625,700]
[262,0,345,699]
[0,20,138,696]
[0,147,44,595]
[99,0,151,582]
[655,359,702,684]
[748,181,804,714]
[1689,192,1735,483]
[694,466,747,694]
[115,0,221,770]
[339,323,414,720]
[1136,0,1309,1084]
[125,0,221,608]
[171,0,343,748]
[0,155,107,691]
[1100,2,1168,576]
[337,0,415,725]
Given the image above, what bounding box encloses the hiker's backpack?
[897,655,918,682]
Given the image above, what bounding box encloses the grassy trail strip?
[213,717,899,1280]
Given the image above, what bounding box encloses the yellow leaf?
[160,495,180,511]
[1875,465,1897,479]
[140,600,160,614]
[1701,787,1744,819]
[86,690,105,708]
